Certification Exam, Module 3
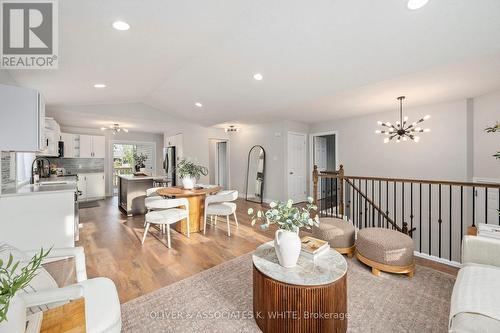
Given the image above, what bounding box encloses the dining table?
[156,185,222,235]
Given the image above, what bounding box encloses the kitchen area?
[0,84,105,250]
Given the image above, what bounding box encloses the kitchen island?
[118,174,170,216]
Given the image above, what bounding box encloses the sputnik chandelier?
[375,96,430,143]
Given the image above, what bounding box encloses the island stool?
[312,217,356,257]
[355,227,415,278]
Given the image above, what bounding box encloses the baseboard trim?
[413,251,461,268]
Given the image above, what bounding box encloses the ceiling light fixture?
[195,102,203,108]
[253,73,263,81]
[93,83,106,88]
[224,125,240,133]
[101,123,129,135]
[407,0,429,10]
[112,21,130,31]
[375,96,430,143]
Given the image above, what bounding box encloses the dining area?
[140,185,240,248]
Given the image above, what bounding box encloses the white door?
[86,173,105,199]
[287,132,307,203]
[92,136,106,158]
[79,135,93,158]
[314,136,327,171]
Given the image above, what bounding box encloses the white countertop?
[0,183,77,197]
[118,174,167,181]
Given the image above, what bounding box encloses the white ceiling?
[7,0,500,128]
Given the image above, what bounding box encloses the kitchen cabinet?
[78,135,104,158]
[60,134,105,158]
[0,84,45,152]
[78,173,105,201]
[38,117,61,157]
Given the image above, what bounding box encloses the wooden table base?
[174,195,204,235]
[253,265,347,333]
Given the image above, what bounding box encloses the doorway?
[287,132,307,203]
[309,131,338,202]
[209,139,229,189]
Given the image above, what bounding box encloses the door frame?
[286,131,308,203]
[208,138,230,189]
[308,130,338,196]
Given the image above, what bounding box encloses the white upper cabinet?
[0,84,45,152]
[38,117,61,157]
[61,133,105,158]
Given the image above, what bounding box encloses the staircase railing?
[313,165,500,263]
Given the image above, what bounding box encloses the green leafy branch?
[0,248,51,322]
[248,197,319,232]
[485,122,500,159]
[176,159,208,180]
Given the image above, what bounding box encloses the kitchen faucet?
[30,157,51,184]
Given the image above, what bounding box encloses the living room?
[1,1,500,332]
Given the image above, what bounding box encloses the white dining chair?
[142,198,190,248]
[144,187,165,227]
[203,190,238,236]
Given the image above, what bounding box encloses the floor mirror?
[245,145,265,204]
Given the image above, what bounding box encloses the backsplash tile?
[1,152,16,192]
[48,158,104,175]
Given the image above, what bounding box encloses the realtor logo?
[0,0,58,69]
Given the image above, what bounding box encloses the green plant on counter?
[0,248,50,322]
[248,197,319,232]
[176,159,208,180]
[133,152,148,168]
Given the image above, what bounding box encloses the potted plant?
[176,159,208,189]
[248,197,319,267]
[0,248,50,333]
[133,152,148,172]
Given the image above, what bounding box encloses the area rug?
[121,253,455,332]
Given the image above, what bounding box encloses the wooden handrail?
[318,173,500,189]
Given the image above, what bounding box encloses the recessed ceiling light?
[407,0,429,10]
[93,83,106,88]
[195,102,203,108]
[253,73,263,81]
[112,21,130,31]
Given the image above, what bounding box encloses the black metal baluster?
[378,180,382,227]
[394,182,397,230]
[359,179,362,228]
[402,182,405,232]
[460,186,464,242]
[472,186,476,227]
[438,184,442,258]
[335,177,339,217]
[410,183,414,236]
[372,180,375,227]
[449,185,452,261]
[419,183,422,253]
[429,184,432,256]
[330,178,333,217]
[485,188,488,224]
[386,181,389,229]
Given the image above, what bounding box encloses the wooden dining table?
[156,186,221,235]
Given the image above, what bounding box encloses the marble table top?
[252,241,347,286]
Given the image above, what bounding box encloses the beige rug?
[122,253,455,332]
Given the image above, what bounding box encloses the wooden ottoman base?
[253,264,347,333]
[335,245,355,258]
[356,250,414,278]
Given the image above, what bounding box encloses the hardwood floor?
[77,197,274,303]
[76,197,457,304]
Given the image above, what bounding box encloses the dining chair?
[144,187,165,227]
[142,198,190,248]
[203,190,238,236]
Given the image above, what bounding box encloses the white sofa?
[450,236,500,332]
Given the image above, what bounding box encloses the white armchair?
[449,236,500,332]
[2,245,121,333]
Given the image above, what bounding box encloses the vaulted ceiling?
[7,0,500,127]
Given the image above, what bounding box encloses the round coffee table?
[252,242,348,333]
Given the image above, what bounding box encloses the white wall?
[0,70,17,86]
[61,126,164,196]
[473,90,500,180]
[310,100,470,181]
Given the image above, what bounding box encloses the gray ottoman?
[312,217,356,257]
[356,228,415,277]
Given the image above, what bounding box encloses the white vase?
[182,177,195,189]
[274,229,301,268]
[0,295,26,333]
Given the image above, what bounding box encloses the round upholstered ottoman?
[356,228,415,278]
[312,217,356,257]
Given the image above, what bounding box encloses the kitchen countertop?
[0,183,77,197]
[118,174,168,181]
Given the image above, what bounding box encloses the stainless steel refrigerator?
[163,146,176,186]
